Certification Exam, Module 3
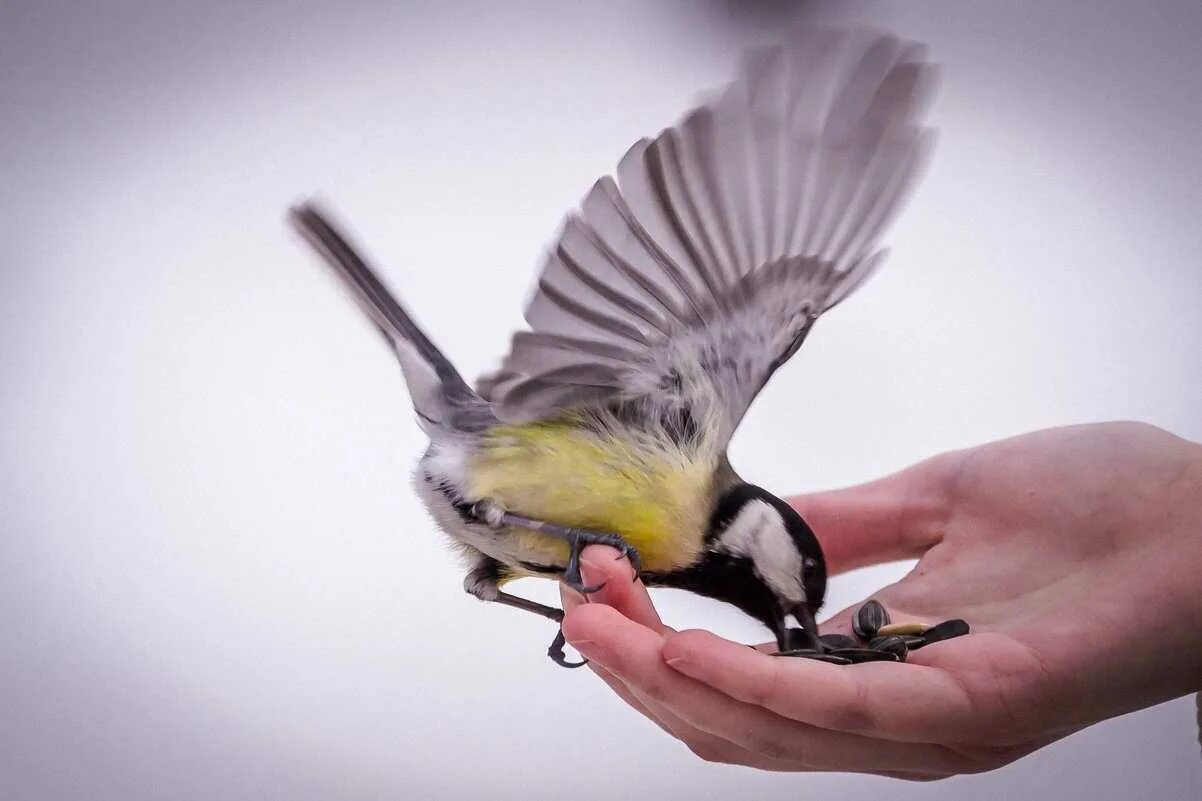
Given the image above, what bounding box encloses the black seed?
[922,619,970,644]
[784,626,821,652]
[773,649,852,665]
[901,635,927,650]
[830,647,900,664]
[819,634,858,651]
[853,600,890,640]
[868,635,909,661]
[800,653,853,665]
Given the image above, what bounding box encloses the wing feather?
[483,26,937,438]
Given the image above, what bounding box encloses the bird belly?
[463,421,715,573]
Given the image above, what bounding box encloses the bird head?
[663,484,827,651]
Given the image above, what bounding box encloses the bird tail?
[289,201,478,428]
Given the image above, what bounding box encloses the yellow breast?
[465,418,715,573]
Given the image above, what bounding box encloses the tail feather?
[289,201,478,424]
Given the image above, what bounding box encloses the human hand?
[559,422,1202,778]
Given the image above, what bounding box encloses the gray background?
[3,1,1201,799]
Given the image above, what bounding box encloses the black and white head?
[664,484,827,651]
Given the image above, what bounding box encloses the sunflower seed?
[819,633,859,651]
[830,648,901,663]
[783,626,822,652]
[877,622,928,637]
[767,616,970,665]
[800,653,854,665]
[868,635,910,661]
[774,649,853,665]
[853,600,890,639]
[921,618,970,644]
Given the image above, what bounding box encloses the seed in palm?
[877,622,929,637]
[776,649,853,665]
[819,633,859,651]
[921,618,970,644]
[853,600,890,640]
[830,647,900,664]
[868,634,910,661]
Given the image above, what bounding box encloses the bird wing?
[481,27,937,445]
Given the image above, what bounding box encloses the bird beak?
[791,602,821,649]
[792,602,818,635]
[772,602,822,653]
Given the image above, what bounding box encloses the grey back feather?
[480,26,937,442]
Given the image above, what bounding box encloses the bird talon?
[548,628,588,668]
[625,548,642,576]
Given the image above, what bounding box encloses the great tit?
[290,25,936,667]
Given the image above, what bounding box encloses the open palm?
[560,422,1202,779]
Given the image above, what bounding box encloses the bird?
[289,25,937,667]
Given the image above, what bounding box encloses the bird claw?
[562,529,639,594]
[548,628,587,668]
[614,542,642,579]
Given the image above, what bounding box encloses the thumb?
[789,451,958,575]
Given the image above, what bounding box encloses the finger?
[564,604,973,775]
[788,452,959,574]
[624,685,804,771]
[662,628,983,744]
[560,545,668,633]
[602,648,953,778]
[592,665,797,771]
[566,606,800,770]
[588,663,673,736]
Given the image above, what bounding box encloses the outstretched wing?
[482,26,937,443]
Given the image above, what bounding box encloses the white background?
[3,1,1201,798]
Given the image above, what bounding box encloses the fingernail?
[580,551,609,572]
[578,565,610,602]
[663,654,699,678]
[582,550,629,583]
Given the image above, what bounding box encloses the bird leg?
[470,499,641,595]
[463,558,586,668]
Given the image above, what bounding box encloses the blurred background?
[3,0,1201,798]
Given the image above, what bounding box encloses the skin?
[559,422,1202,779]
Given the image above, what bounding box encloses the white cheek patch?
[718,499,805,605]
